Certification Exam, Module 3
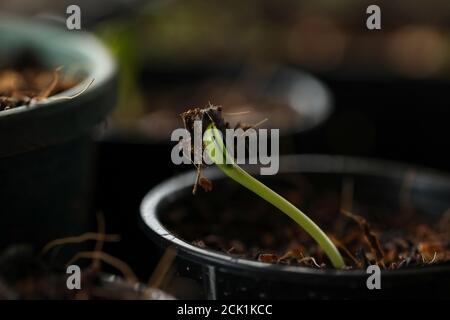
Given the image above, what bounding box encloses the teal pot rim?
[0,15,117,157]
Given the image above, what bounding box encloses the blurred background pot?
[140,155,450,299]
[0,16,117,249]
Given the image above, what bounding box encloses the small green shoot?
[203,123,345,269]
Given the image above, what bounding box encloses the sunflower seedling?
[182,106,345,269]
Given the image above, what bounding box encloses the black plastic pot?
[0,17,117,249]
[97,65,332,278]
[141,155,450,299]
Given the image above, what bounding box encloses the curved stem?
[203,124,345,269]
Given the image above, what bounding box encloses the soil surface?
[0,60,79,111]
[162,174,450,270]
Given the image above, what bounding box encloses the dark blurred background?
[2,0,449,279]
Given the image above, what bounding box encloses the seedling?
[193,108,346,269]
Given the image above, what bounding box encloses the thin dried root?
[66,251,138,284]
[252,118,268,128]
[423,252,438,264]
[277,248,303,262]
[40,66,62,98]
[341,209,385,263]
[41,232,121,255]
[29,76,94,106]
[329,235,361,268]
[298,256,322,268]
[148,246,177,288]
[235,118,268,133]
[223,110,251,116]
[47,78,94,102]
[92,212,106,271]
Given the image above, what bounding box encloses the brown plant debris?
[181,104,266,194]
[181,105,226,194]
[341,209,385,262]
[0,66,80,111]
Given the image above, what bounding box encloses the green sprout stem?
[203,123,345,269]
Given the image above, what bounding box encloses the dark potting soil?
[161,175,450,270]
[0,65,79,111]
